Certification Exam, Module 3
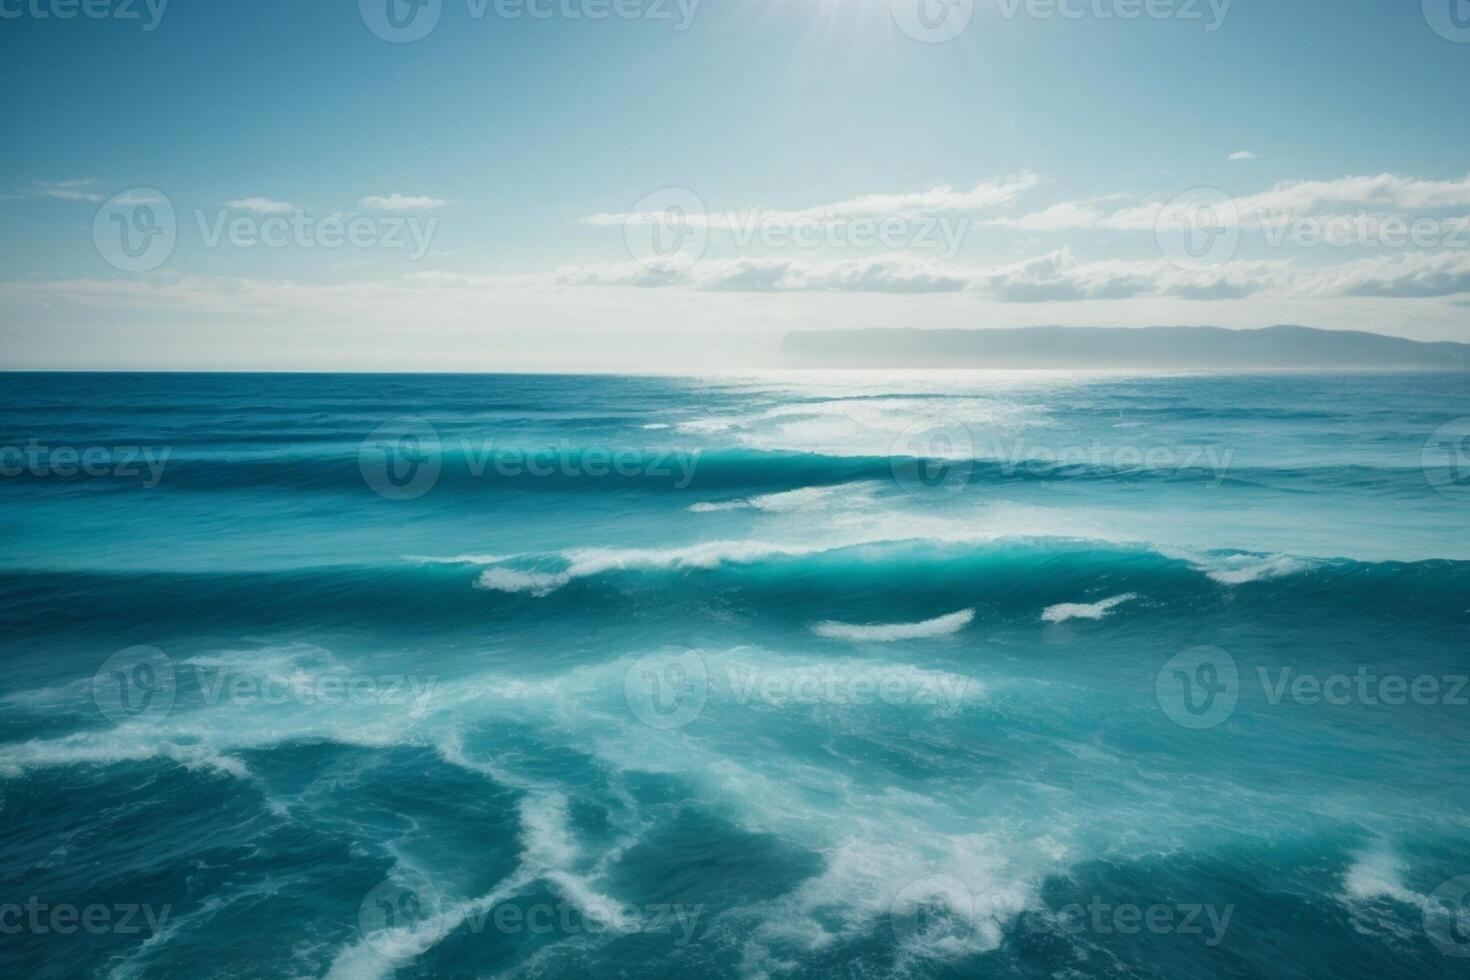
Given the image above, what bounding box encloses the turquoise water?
[2,371,1469,979]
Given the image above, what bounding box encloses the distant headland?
[783,325,1470,371]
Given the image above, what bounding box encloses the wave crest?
[1041,593,1137,624]
[812,609,975,642]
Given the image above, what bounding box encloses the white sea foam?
[473,567,574,596]
[688,500,750,513]
[406,553,509,566]
[472,649,1035,964]
[450,498,1231,599]
[1201,553,1313,585]
[105,896,235,980]
[675,418,734,434]
[323,779,632,980]
[432,535,1327,602]
[1040,593,1138,624]
[675,395,1041,459]
[473,540,825,595]
[468,515,1093,598]
[469,526,1125,597]
[690,482,881,515]
[417,650,1070,976]
[1340,844,1425,908]
[185,642,344,684]
[812,609,975,642]
[1163,548,1316,585]
[1332,843,1437,943]
[2,631,1046,979]
[323,869,531,980]
[0,733,252,780]
[732,832,1037,978]
[437,732,646,878]
[0,644,442,780]
[0,676,93,709]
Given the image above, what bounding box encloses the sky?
[2,0,1469,371]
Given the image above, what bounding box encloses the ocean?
[1,370,1468,979]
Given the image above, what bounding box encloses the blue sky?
[2,0,1469,369]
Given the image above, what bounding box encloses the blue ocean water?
[1,370,1468,979]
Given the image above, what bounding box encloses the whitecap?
[1040,593,1137,624]
[322,742,643,980]
[733,834,1037,978]
[673,394,1043,459]
[811,609,975,642]
[473,540,823,596]
[404,554,508,566]
[0,733,251,781]
[689,482,881,515]
[688,500,751,513]
[474,567,572,596]
[1162,548,1316,585]
[1199,553,1313,585]
[1340,845,1425,907]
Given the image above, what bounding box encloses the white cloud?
[1237,174,1470,214]
[768,174,1041,222]
[550,249,1298,301]
[974,250,1101,301]
[359,194,447,211]
[1229,151,1257,161]
[983,199,1169,233]
[1311,251,1470,298]
[991,173,1470,234]
[553,248,1470,301]
[559,255,972,293]
[41,191,104,202]
[981,195,1137,232]
[31,179,103,203]
[584,174,1041,229]
[705,256,971,293]
[227,196,297,214]
[114,191,166,206]
[591,172,1470,249]
[973,249,1288,303]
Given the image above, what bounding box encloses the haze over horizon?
[3,1,1470,370]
